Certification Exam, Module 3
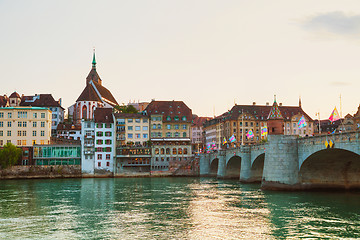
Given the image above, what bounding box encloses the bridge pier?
[262,135,300,190]
[240,152,251,182]
[199,154,210,176]
[217,155,226,179]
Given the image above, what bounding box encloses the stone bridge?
[199,132,360,190]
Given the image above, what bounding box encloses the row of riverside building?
[2,52,360,175]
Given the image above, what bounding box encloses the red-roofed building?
[145,100,193,171]
[68,51,118,125]
[203,98,314,148]
[191,115,212,153]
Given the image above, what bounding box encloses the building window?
[22,131,26,136]
[143,133,148,139]
[41,131,45,136]
[18,121,22,127]
[106,162,110,166]
[166,132,171,137]
[18,130,21,136]
[173,148,177,155]
[155,148,159,155]
[97,132,103,137]
[128,119,133,123]
[97,154,102,160]
[182,125,187,129]
[157,124,161,129]
[33,122,37,127]
[8,113,12,118]
[174,132,179,137]
[166,124,171,130]
[184,148,188,154]
[40,140,44,145]
[183,132,186,137]
[105,139,112,144]
[106,154,110,160]
[128,133,133,139]
[152,124,157,129]
[7,131,11,136]
[143,126,148,131]
[0,113,3,118]
[17,140,21,145]
[105,132,111,137]
[135,133,140,139]
[135,126,140,131]
[7,121,11,127]
[32,140,36,145]
[143,119,148,123]
[182,116,187,121]
[135,119,140,123]
[0,122,2,127]
[105,123,111,128]
[41,122,45,127]
[0,130,2,136]
[41,113,45,118]
[33,113,37,118]
[22,140,26,145]
[97,123,102,128]
[97,139,103,144]
[157,132,162,137]
[98,162,101,167]
[128,126,133,130]
[178,148,182,154]
[32,131,36,136]
[161,148,165,154]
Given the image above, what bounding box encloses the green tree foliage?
[0,142,22,169]
[114,105,138,113]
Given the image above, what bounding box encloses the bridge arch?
[225,155,241,179]
[299,148,360,190]
[210,158,219,176]
[250,153,265,182]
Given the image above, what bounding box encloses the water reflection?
[0,178,359,239]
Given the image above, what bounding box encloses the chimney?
[279,103,283,106]
[266,102,269,106]
[58,98,62,106]
[252,102,256,105]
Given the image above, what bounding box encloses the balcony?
[84,142,94,147]
[85,134,94,139]
[84,150,94,155]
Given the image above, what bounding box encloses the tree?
[114,105,138,114]
[0,143,22,169]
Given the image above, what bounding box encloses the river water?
[0,177,359,239]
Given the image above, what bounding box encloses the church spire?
[92,48,96,70]
[299,96,302,108]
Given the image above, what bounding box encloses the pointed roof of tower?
[86,50,102,85]
[267,96,283,120]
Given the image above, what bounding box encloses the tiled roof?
[223,104,313,121]
[86,68,101,84]
[94,108,114,123]
[9,92,20,98]
[268,102,284,120]
[0,96,8,107]
[192,116,212,127]
[92,81,118,106]
[114,112,149,119]
[145,100,192,123]
[76,83,102,102]
[20,94,64,109]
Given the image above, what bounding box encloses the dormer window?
[174,116,179,121]
[166,116,171,121]
[182,116,187,121]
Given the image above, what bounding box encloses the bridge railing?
[298,131,359,145]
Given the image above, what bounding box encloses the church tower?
[267,96,284,135]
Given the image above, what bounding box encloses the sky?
[1,0,360,119]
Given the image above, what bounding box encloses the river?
[0,178,359,239]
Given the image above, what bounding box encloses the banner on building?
[298,115,307,129]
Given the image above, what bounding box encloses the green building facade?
[33,145,81,165]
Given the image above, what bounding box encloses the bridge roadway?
[199,132,360,190]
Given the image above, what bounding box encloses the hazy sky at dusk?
[1,0,360,118]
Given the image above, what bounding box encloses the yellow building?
[0,107,52,146]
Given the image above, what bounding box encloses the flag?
[229,135,236,143]
[246,129,254,138]
[298,116,307,129]
[329,107,340,122]
[261,126,268,136]
[331,129,336,134]
[222,137,227,145]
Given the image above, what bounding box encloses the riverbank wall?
[0,165,82,179]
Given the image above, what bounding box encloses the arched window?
[178,148,182,154]
[166,148,170,154]
[155,148,159,155]
[152,124,157,129]
[166,132,171,137]
[174,132,179,137]
[82,105,87,119]
[161,148,165,154]
[173,148,177,155]
[183,132,186,137]
[184,148,188,154]
[157,124,161,129]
